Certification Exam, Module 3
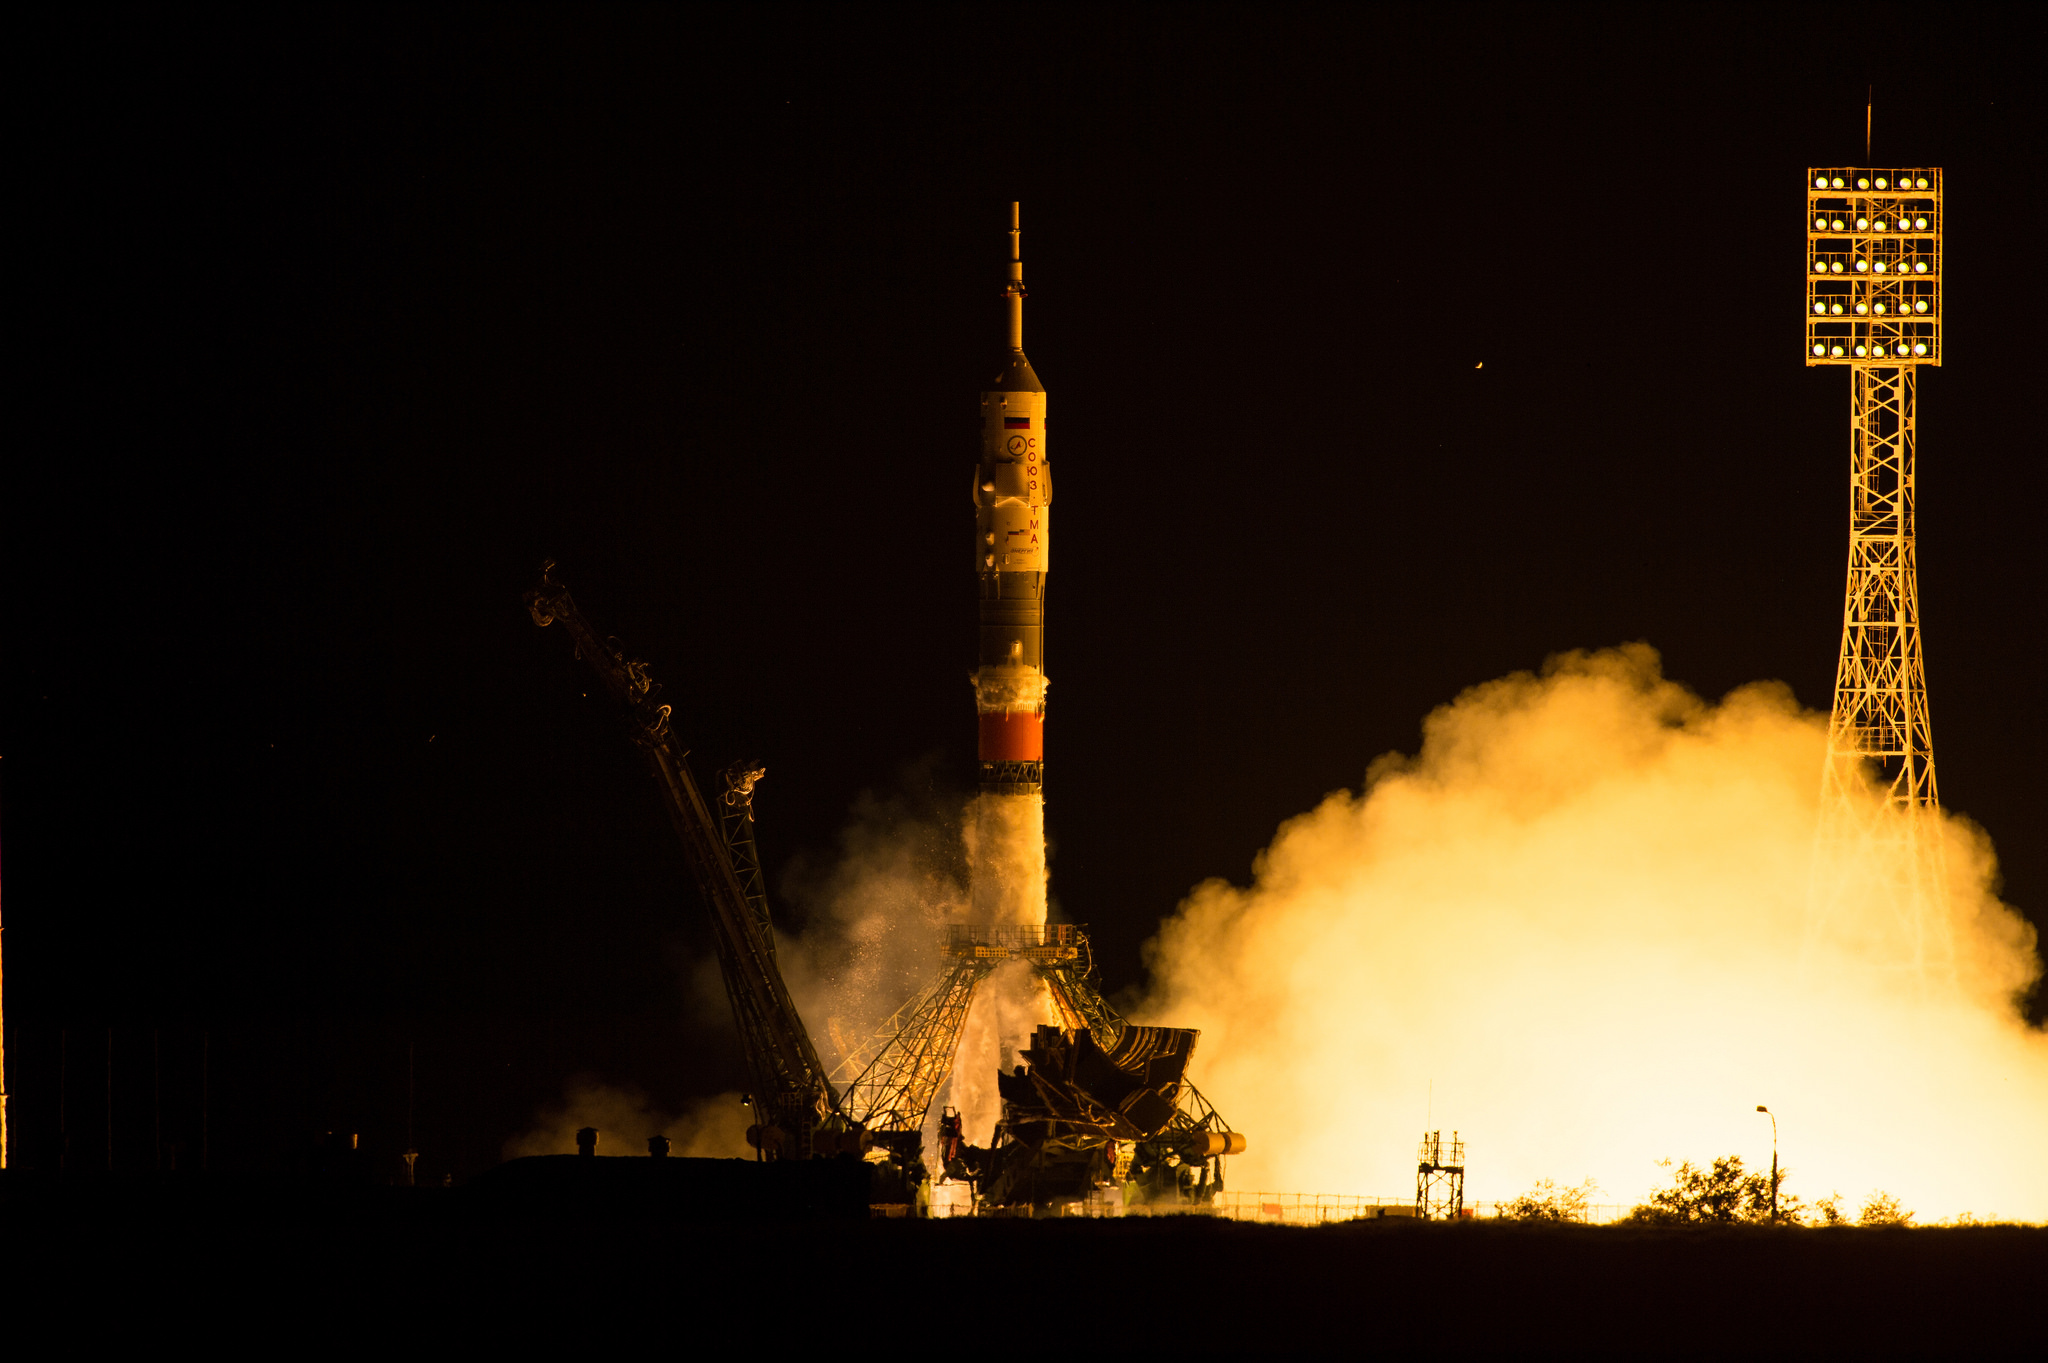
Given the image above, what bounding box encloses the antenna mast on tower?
[1803,164,1953,980]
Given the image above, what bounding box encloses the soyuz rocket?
[973,203,1050,798]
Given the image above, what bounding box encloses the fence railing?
[1210,1193,1638,1225]
[926,1184,1639,1223]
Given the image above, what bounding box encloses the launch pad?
[830,918,1238,1211]
[521,203,1241,1215]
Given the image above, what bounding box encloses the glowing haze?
[1136,644,2048,1220]
[771,784,1057,1151]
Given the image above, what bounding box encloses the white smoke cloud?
[1136,644,2048,1220]
[774,780,1058,1147]
[505,770,999,1167]
[773,774,966,1072]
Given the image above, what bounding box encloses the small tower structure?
[1803,166,1953,980]
[1416,1130,1465,1220]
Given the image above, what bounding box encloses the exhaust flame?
[1137,645,2048,1220]
[964,792,1049,928]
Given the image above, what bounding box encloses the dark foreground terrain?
[5,1168,2042,1355]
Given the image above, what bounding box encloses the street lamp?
[1756,1105,1778,1224]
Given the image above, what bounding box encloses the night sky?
[9,5,2043,1181]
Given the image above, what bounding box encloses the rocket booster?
[974,203,1050,795]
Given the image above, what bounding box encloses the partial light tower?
[1804,165,1954,980]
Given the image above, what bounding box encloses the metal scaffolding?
[830,922,1238,1209]
[832,924,1115,1140]
[1416,1130,1465,1220]
[1802,166,1953,982]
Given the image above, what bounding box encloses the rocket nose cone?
[990,351,1045,393]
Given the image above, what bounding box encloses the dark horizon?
[7,5,2043,1183]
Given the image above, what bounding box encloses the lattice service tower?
[1804,166,1953,980]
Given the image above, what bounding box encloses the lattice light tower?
[1804,166,1953,979]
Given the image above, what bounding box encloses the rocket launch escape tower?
[1804,166,1954,980]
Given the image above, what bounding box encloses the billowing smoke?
[503,1079,752,1160]
[774,776,963,1069]
[773,779,1056,1149]
[1136,645,2048,1220]
[506,778,970,1164]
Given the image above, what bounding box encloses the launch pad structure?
[1802,166,1953,980]
[523,203,1243,1214]
[814,198,1243,1211]
[525,574,1241,1211]
[828,924,1119,1138]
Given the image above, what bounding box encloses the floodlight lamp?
[1832,177,1845,188]
[1914,342,1927,355]
[1855,344,1868,356]
[1815,176,1828,189]
[1875,220,1887,231]
[1914,216,1928,229]
[1832,262,1844,273]
[1915,300,1928,313]
[1897,343,1912,355]
[1875,177,1888,189]
[1875,261,1888,273]
[1915,261,1928,273]
[1915,176,1928,188]
[1812,302,1826,315]
[1874,302,1886,314]
[1857,177,1869,189]
[1830,303,1843,314]
[1813,344,1826,356]
[1815,216,1828,230]
[1856,302,1869,315]
[1856,217,1869,229]
[1856,260,1869,272]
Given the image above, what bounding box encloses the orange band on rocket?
[978,711,1044,761]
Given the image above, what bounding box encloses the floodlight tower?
[1804,166,1953,979]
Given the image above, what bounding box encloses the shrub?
[1628,1155,1785,1224]
[1858,1192,1914,1227]
[1809,1193,1851,1227]
[1500,1177,1600,1222]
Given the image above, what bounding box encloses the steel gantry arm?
[525,564,839,1145]
[834,957,994,1142]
